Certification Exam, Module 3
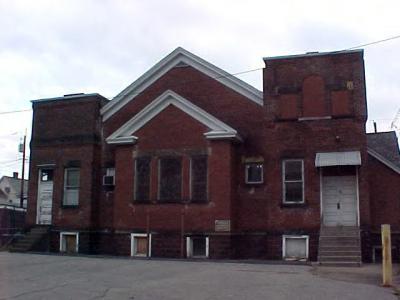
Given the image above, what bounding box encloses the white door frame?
[319,167,360,226]
[36,167,54,225]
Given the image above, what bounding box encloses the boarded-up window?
[302,75,325,117]
[331,90,351,116]
[60,232,78,253]
[279,94,298,119]
[191,156,208,202]
[283,235,308,260]
[135,157,151,201]
[131,234,151,257]
[159,157,182,201]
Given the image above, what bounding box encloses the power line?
[344,34,400,51]
[0,109,31,115]
[0,34,398,116]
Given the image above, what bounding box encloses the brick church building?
[23,48,400,265]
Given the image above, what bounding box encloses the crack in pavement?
[0,283,69,300]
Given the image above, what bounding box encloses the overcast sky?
[0,0,399,178]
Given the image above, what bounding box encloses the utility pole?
[19,130,26,208]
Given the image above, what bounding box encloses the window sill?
[281,203,307,208]
[132,200,209,205]
[61,205,79,209]
[245,182,264,185]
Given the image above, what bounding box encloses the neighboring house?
[0,173,27,246]
[0,173,28,208]
[25,48,400,263]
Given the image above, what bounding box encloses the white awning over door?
[315,151,361,167]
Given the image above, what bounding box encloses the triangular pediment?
[101,47,263,121]
[106,90,241,144]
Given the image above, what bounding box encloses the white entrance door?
[37,169,54,225]
[322,176,357,226]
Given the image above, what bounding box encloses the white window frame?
[186,236,209,258]
[282,159,304,204]
[131,233,152,257]
[63,167,80,206]
[245,163,264,184]
[59,231,79,253]
[282,235,309,260]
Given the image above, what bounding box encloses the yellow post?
[381,224,392,287]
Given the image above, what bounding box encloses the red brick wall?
[368,155,400,231]
[27,96,105,229]
[111,105,235,233]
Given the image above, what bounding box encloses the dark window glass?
[135,157,151,201]
[192,237,206,256]
[283,160,304,203]
[246,163,263,183]
[284,182,303,202]
[284,161,302,181]
[159,157,182,201]
[63,168,80,206]
[191,156,207,202]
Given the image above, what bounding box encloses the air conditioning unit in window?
[103,175,115,186]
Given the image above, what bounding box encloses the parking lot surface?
[0,253,397,300]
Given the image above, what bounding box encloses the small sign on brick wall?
[215,220,231,232]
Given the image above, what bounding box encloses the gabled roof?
[0,176,28,197]
[101,47,263,121]
[106,90,241,144]
[367,131,400,174]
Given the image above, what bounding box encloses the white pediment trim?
[101,47,263,121]
[106,90,242,144]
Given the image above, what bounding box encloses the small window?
[245,163,263,184]
[60,232,79,253]
[282,235,309,260]
[190,156,208,202]
[159,157,182,201]
[131,233,151,257]
[186,236,209,258]
[282,160,304,203]
[63,168,80,206]
[134,158,151,201]
[41,169,54,182]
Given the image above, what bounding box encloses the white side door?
[322,176,357,226]
[37,169,54,225]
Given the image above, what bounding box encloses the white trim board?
[131,233,152,257]
[101,47,263,121]
[282,235,309,260]
[367,148,400,175]
[106,90,242,144]
[59,232,79,253]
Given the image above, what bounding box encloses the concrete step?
[319,250,361,256]
[319,255,361,262]
[319,261,361,267]
[319,244,360,251]
[319,241,360,247]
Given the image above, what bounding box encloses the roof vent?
[63,93,85,97]
[306,52,319,54]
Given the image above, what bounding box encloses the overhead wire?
[0,33,397,117]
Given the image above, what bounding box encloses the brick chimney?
[12,172,18,179]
